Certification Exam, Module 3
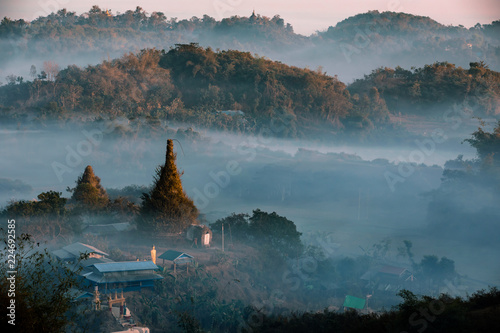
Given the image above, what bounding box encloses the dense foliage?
[0,191,74,241]
[315,11,500,67]
[0,7,301,68]
[250,287,500,333]
[1,8,499,80]
[349,61,500,116]
[138,139,199,233]
[68,165,109,210]
[211,209,303,258]
[0,45,357,136]
[1,44,498,139]
[0,233,89,332]
[426,121,500,245]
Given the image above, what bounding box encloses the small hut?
[186,225,212,247]
[158,250,194,273]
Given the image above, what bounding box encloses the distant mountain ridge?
[0,7,498,81]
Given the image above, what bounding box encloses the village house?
[83,261,163,293]
[53,242,163,293]
[186,224,212,247]
[158,249,194,273]
[53,242,109,262]
[361,264,414,292]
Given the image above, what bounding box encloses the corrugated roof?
[158,250,193,261]
[68,288,94,301]
[343,295,366,310]
[92,261,159,273]
[70,257,114,271]
[85,272,163,284]
[62,242,109,257]
[360,269,378,281]
[53,249,74,260]
[65,257,115,274]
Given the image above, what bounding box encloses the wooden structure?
[360,264,414,293]
[158,250,194,273]
[53,242,109,262]
[107,289,126,317]
[85,261,163,292]
[186,225,212,247]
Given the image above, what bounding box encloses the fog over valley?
[1,5,499,333]
[1,122,497,286]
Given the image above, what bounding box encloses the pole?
[222,223,224,252]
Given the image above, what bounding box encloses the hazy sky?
[0,0,499,35]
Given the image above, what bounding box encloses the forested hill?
[349,61,500,117]
[0,7,499,81]
[1,44,499,139]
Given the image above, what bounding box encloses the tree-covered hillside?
[0,8,498,81]
[0,45,358,136]
[0,6,304,75]
[348,61,500,116]
[0,44,499,139]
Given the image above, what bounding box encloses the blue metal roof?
[85,272,163,284]
[92,261,159,273]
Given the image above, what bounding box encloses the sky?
[0,0,499,35]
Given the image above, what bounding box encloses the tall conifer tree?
[70,165,109,210]
[139,139,198,233]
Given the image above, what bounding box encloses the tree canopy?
[464,120,500,173]
[68,165,109,210]
[348,62,500,116]
[3,43,497,139]
[211,209,303,257]
[0,191,73,240]
[0,233,87,332]
[138,139,198,233]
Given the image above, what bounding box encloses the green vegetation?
[211,209,303,258]
[1,8,499,78]
[0,233,90,332]
[1,7,499,332]
[0,191,74,241]
[349,61,500,117]
[427,120,500,245]
[464,120,500,174]
[138,139,199,233]
[0,45,356,136]
[249,288,500,333]
[0,6,300,67]
[1,44,498,140]
[68,165,109,210]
